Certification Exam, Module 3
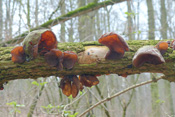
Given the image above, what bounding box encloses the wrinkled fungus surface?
[11,46,26,63]
[98,32,129,60]
[133,46,165,67]
[63,51,78,69]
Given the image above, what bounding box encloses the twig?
[78,75,165,117]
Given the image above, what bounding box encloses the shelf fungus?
[79,75,99,89]
[155,41,169,55]
[11,46,26,63]
[132,46,165,67]
[44,49,63,70]
[98,32,129,60]
[59,75,80,98]
[63,51,78,69]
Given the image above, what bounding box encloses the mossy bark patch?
[0,40,175,85]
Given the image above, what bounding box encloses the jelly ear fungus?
[132,46,165,67]
[11,46,26,63]
[98,32,129,60]
[23,29,57,60]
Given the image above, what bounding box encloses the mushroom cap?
[44,49,63,70]
[155,41,168,55]
[11,46,26,63]
[71,75,80,98]
[59,76,72,97]
[132,46,165,67]
[63,51,78,69]
[98,32,129,59]
[23,29,57,60]
[79,75,99,87]
[59,75,80,98]
[98,32,129,53]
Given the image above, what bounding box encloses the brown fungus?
[59,76,72,97]
[79,75,99,88]
[44,49,63,70]
[63,51,78,69]
[98,32,129,60]
[132,46,165,68]
[59,75,80,98]
[11,46,26,63]
[23,29,57,60]
[71,75,80,98]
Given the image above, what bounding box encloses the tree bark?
[0,0,127,46]
[0,40,175,86]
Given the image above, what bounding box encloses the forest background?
[0,0,175,117]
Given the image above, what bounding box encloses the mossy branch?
[0,40,175,86]
[0,0,127,46]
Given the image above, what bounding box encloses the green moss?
[82,41,101,46]
[0,47,13,61]
[79,63,96,67]
[57,42,84,53]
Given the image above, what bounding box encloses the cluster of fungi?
[1,29,173,97]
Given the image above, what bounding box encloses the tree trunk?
[0,0,3,40]
[68,0,74,42]
[35,0,39,27]
[27,0,31,28]
[146,0,155,40]
[150,73,160,117]
[146,0,160,116]
[0,40,175,86]
[78,0,86,41]
[27,79,46,117]
[160,0,174,115]
[60,0,66,42]
[127,1,134,40]
[160,0,168,39]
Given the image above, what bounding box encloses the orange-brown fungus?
[79,75,99,88]
[63,51,78,69]
[11,46,26,63]
[98,32,129,60]
[59,75,80,98]
[71,75,80,98]
[59,76,72,97]
[44,49,63,70]
[155,41,168,55]
[38,30,57,55]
